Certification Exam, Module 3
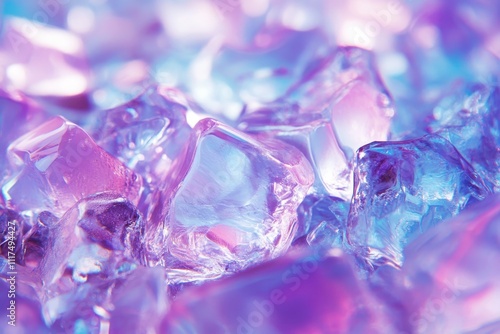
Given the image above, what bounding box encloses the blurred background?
[1,0,499,136]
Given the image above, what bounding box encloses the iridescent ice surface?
[1,0,500,333]
[238,46,395,200]
[91,84,192,185]
[37,193,150,332]
[347,134,490,268]
[2,117,142,215]
[427,83,500,192]
[159,118,313,282]
[295,194,349,250]
[239,103,352,199]
[284,47,395,154]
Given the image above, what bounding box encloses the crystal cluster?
[1,0,499,333]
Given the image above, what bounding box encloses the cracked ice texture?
[295,194,349,250]
[162,249,395,334]
[39,194,143,287]
[36,194,148,331]
[428,83,500,192]
[401,195,500,333]
[2,117,142,215]
[92,84,191,184]
[156,118,314,282]
[347,135,490,268]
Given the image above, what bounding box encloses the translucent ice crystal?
[91,84,192,185]
[285,47,395,153]
[38,194,147,332]
[428,83,500,192]
[239,103,352,199]
[2,117,142,215]
[153,118,313,282]
[295,194,349,250]
[39,193,144,289]
[347,134,490,268]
